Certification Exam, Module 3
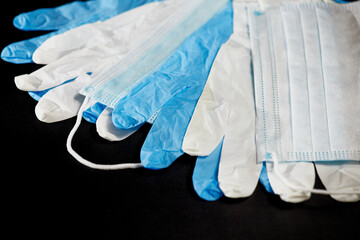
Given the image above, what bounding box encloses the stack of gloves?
[3,0,360,203]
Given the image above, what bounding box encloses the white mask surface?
[249,2,360,164]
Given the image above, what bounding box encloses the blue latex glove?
[1,0,160,64]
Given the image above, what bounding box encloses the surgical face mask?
[250,0,360,162]
[248,2,360,164]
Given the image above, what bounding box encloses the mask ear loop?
[272,161,360,196]
[66,96,144,170]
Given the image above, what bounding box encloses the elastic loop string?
[66,96,143,170]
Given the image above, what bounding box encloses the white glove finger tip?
[219,183,255,199]
[330,193,360,203]
[278,193,311,204]
[182,140,199,155]
[14,74,43,91]
[96,108,139,141]
[315,164,360,202]
[32,48,53,64]
[96,122,133,142]
[35,98,73,123]
[182,140,214,157]
[34,33,74,64]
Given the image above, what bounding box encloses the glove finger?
[1,33,57,64]
[182,101,229,157]
[31,22,109,64]
[183,15,250,157]
[266,162,315,203]
[83,102,107,123]
[259,162,275,194]
[218,108,260,198]
[182,45,233,156]
[315,162,360,202]
[96,107,141,141]
[15,52,98,92]
[35,75,88,123]
[28,76,78,102]
[193,140,224,201]
[215,27,260,198]
[139,86,201,169]
[13,1,97,31]
[13,0,159,31]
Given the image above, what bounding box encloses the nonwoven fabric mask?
[249,2,360,164]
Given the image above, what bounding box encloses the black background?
[1,1,359,239]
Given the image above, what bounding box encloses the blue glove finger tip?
[1,45,32,63]
[13,12,50,31]
[82,103,106,123]
[140,153,168,170]
[1,47,11,61]
[13,14,27,29]
[259,163,274,194]
[113,112,146,130]
[82,110,98,123]
[140,149,180,170]
[194,180,223,201]
[199,190,223,201]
